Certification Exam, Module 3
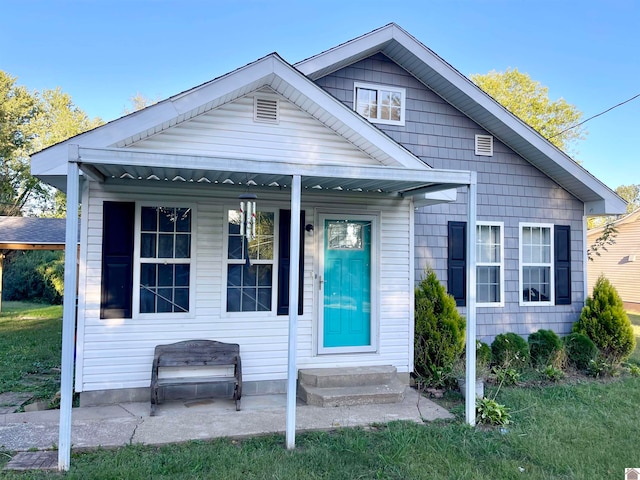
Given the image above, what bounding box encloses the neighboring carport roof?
[0,216,79,250]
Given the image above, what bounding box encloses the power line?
[548,92,640,139]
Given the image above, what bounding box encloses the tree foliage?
[123,92,159,114]
[0,70,102,217]
[615,184,640,214]
[587,222,618,261]
[2,250,64,304]
[470,68,585,155]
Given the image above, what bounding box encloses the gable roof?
[31,53,434,192]
[295,23,626,215]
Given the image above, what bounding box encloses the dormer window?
[354,82,406,126]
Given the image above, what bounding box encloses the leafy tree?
[123,92,159,114]
[0,71,38,216]
[2,250,64,304]
[615,184,640,213]
[471,68,585,156]
[0,70,102,216]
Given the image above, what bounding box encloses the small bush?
[476,397,511,426]
[491,333,529,369]
[540,365,564,382]
[414,268,466,386]
[587,357,617,378]
[563,332,598,370]
[528,329,563,367]
[573,275,635,363]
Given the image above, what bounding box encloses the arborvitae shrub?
[491,333,529,369]
[573,275,635,363]
[563,333,598,370]
[414,268,466,383]
[528,329,563,367]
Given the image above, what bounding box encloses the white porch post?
[286,174,301,449]
[465,172,478,426]
[58,146,80,470]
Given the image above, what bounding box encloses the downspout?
[58,145,80,470]
[465,172,477,426]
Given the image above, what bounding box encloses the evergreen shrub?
[573,275,635,363]
[528,329,563,367]
[563,333,598,370]
[414,268,466,384]
[491,332,529,369]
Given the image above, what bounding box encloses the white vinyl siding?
[520,223,554,306]
[75,182,414,392]
[476,222,504,307]
[129,95,402,167]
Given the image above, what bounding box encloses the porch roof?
[72,146,472,199]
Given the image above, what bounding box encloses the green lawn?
[1,303,640,478]
[0,301,63,402]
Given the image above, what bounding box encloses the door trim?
[317,211,379,355]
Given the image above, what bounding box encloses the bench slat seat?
[150,340,242,415]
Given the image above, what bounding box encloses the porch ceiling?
[74,146,472,197]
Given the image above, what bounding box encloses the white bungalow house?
[30,23,624,468]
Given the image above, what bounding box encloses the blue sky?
[2,0,638,191]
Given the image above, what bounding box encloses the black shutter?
[448,221,467,307]
[277,209,305,315]
[554,225,571,305]
[100,202,135,319]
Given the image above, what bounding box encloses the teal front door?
[322,218,371,348]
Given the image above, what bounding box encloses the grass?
[0,301,63,403]
[1,303,640,478]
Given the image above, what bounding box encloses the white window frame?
[222,206,278,316]
[353,82,406,126]
[476,221,504,307]
[132,203,196,318]
[519,222,554,306]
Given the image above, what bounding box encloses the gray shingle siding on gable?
[315,53,585,341]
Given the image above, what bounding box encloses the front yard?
[1,303,640,478]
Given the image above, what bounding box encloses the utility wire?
[548,92,640,139]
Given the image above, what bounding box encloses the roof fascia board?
[76,146,471,186]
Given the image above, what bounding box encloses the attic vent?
[254,97,279,123]
[475,134,494,156]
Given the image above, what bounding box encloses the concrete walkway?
[1,389,452,453]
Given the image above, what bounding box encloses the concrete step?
[298,366,397,388]
[298,377,406,407]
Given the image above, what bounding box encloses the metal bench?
[150,339,242,416]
